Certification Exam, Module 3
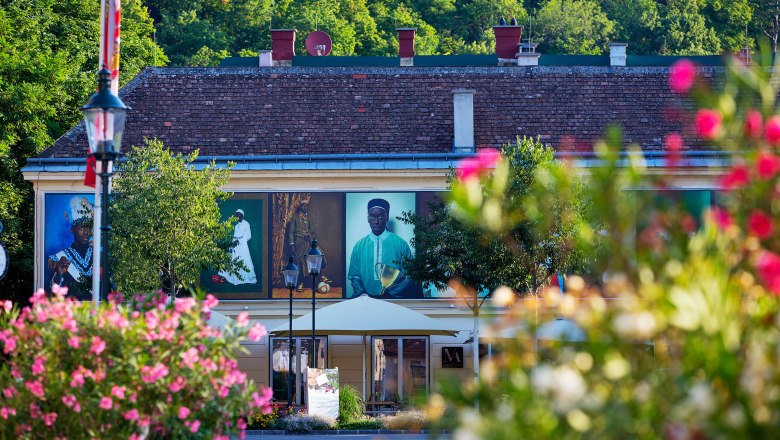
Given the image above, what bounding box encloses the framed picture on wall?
[270,193,344,299]
[43,193,95,300]
[200,193,269,299]
[345,192,423,299]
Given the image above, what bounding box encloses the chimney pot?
[271,29,296,66]
[397,28,416,66]
[452,89,476,153]
[258,50,273,67]
[493,25,524,66]
[609,43,627,67]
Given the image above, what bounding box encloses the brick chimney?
[609,43,627,67]
[493,24,523,66]
[397,28,416,66]
[452,89,475,153]
[271,29,296,66]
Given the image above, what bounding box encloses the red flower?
[745,110,763,138]
[748,210,774,239]
[665,133,683,167]
[669,59,696,94]
[757,251,780,295]
[765,116,780,146]
[695,109,722,140]
[719,165,749,190]
[709,207,733,230]
[757,151,780,180]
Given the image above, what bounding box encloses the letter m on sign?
[442,347,464,368]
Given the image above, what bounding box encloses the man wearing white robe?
[220,209,257,285]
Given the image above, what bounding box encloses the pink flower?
[25,380,44,398]
[748,210,774,239]
[111,385,126,400]
[0,407,16,419]
[2,387,17,398]
[757,151,780,179]
[99,397,113,410]
[61,317,77,332]
[129,434,142,440]
[62,395,79,410]
[665,133,683,167]
[123,409,139,421]
[236,312,249,328]
[181,348,199,368]
[709,207,733,230]
[175,297,196,313]
[757,251,780,295]
[669,59,696,94]
[766,116,780,146]
[42,412,57,426]
[169,376,186,393]
[32,356,46,375]
[695,109,722,140]
[251,387,274,413]
[247,324,267,342]
[67,336,80,348]
[90,336,106,356]
[456,148,501,181]
[189,419,201,433]
[204,294,219,310]
[746,110,763,138]
[140,363,169,383]
[2,301,11,313]
[178,406,191,419]
[720,165,750,190]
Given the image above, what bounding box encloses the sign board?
[306,367,339,419]
[442,347,463,368]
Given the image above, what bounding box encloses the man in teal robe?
[348,198,423,298]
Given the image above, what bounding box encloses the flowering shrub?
[0,288,272,439]
[429,50,780,439]
[247,402,287,429]
[282,413,335,432]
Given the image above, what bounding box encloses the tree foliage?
[110,139,238,295]
[401,137,590,305]
[0,0,164,302]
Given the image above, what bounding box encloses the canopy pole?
[362,333,366,401]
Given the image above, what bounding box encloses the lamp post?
[304,239,324,368]
[81,67,129,302]
[282,255,300,406]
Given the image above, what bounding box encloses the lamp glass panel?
[305,254,323,273]
[283,269,299,287]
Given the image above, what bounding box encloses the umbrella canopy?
[536,318,587,342]
[270,294,457,337]
[207,310,233,330]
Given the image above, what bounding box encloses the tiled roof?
[40,66,717,159]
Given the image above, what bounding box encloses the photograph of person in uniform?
[346,194,423,299]
[44,194,94,299]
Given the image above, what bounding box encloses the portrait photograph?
[345,192,423,299]
[200,193,268,299]
[43,193,95,299]
[270,192,344,299]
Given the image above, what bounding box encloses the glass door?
[271,337,326,405]
[371,337,428,403]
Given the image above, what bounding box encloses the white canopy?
[270,293,457,337]
[207,310,233,330]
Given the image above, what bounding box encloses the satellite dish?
[305,31,332,56]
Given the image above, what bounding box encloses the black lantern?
[81,67,129,302]
[82,67,129,161]
[305,239,324,368]
[283,255,299,405]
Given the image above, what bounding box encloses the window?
[270,337,327,404]
[371,337,428,402]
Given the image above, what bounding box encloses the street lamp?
[282,255,300,406]
[81,66,129,302]
[304,238,324,368]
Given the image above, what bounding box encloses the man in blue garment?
[347,198,423,298]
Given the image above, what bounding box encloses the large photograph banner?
[43,193,95,299]
[200,193,269,299]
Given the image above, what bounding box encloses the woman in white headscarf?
[220,209,257,284]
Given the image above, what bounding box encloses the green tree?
[659,0,721,55]
[751,0,780,53]
[109,139,239,295]
[401,137,590,379]
[600,0,661,54]
[534,0,615,54]
[0,0,164,302]
[701,0,752,53]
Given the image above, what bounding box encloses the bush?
[378,410,428,430]
[248,403,286,429]
[0,288,272,439]
[282,413,336,432]
[339,384,365,422]
[337,416,384,430]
